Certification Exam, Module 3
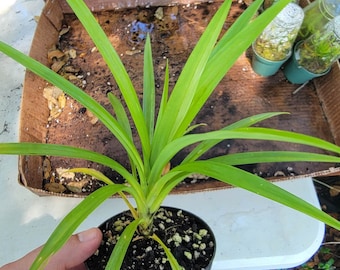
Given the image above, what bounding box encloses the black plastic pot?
[86,206,216,269]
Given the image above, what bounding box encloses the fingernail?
[78,228,98,242]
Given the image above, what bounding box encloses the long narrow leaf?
[151,234,183,269]
[209,0,264,59]
[66,168,115,185]
[65,0,150,162]
[31,184,128,270]
[149,127,340,187]
[66,167,139,219]
[151,0,233,163]
[157,60,170,121]
[149,112,291,205]
[143,35,155,142]
[177,0,291,136]
[184,112,288,162]
[0,41,144,177]
[108,92,138,178]
[234,127,340,153]
[147,151,340,211]
[173,161,340,230]
[108,92,133,142]
[106,219,141,270]
[210,151,340,165]
[147,171,189,212]
[0,143,144,201]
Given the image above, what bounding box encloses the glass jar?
[253,3,304,61]
[298,0,340,39]
[295,15,340,74]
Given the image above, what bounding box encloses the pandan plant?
[1,0,340,268]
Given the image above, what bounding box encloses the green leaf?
[151,0,233,163]
[31,185,128,270]
[106,219,141,270]
[174,161,340,230]
[65,0,150,164]
[0,41,144,178]
[66,167,114,185]
[0,143,144,201]
[233,127,340,154]
[209,0,264,59]
[0,143,121,171]
[148,151,340,211]
[177,0,292,138]
[184,112,288,162]
[143,34,156,142]
[66,167,139,219]
[149,127,340,188]
[157,60,170,121]
[210,151,340,165]
[147,171,189,212]
[108,92,133,142]
[151,233,183,270]
[108,92,138,178]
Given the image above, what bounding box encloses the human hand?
[1,227,102,270]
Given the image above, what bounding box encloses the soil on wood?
[85,207,215,269]
[41,1,337,195]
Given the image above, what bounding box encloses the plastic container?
[283,42,331,84]
[252,43,292,76]
[284,16,340,83]
[299,0,340,39]
[252,3,304,76]
[298,16,340,73]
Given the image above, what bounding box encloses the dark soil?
[41,1,338,195]
[85,207,215,269]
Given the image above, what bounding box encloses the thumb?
[1,228,102,270]
[48,227,102,270]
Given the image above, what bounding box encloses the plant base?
[85,206,216,269]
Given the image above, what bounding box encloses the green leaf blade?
[149,127,340,189]
[106,219,141,270]
[108,92,133,142]
[31,185,128,270]
[178,0,292,136]
[151,0,233,163]
[210,151,340,165]
[184,112,288,162]
[143,35,156,142]
[0,41,145,178]
[174,161,340,230]
[152,234,183,270]
[0,143,145,200]
[65,0,150,169]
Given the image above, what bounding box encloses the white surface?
[0,1,325,269]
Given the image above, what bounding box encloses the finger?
[48,227,102,270]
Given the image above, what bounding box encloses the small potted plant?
[284,15,340,84]
[298,0,340,40]
[0,0,340,269]
[252,2,304,76]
